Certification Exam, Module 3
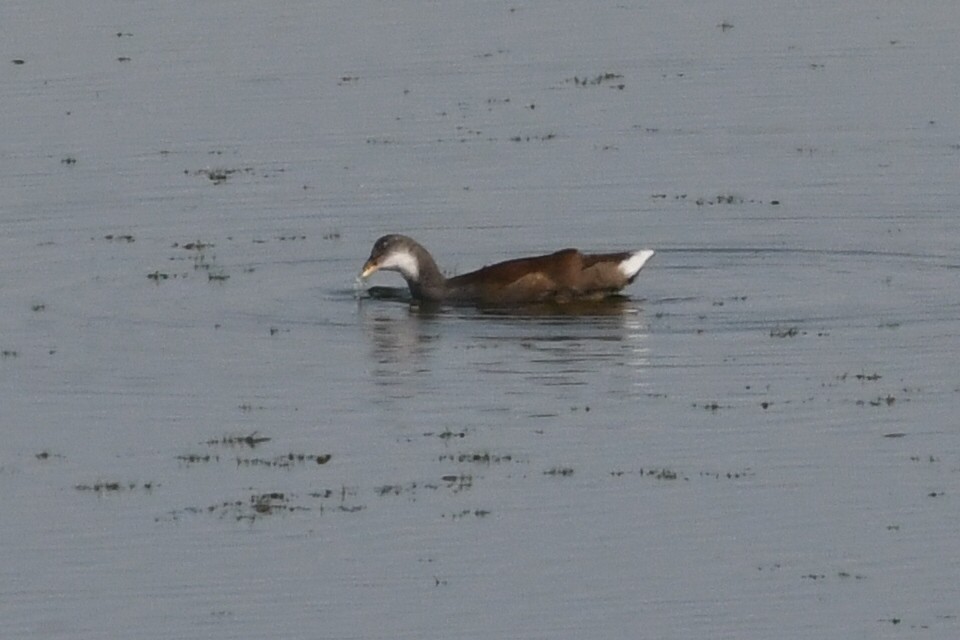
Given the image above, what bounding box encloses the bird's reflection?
[476,295,634,318]
[363,286,638,317]
[358,287,652,393]
[360,303,437,379]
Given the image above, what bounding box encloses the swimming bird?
[360,234,654,305]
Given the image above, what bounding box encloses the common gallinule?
[360,234,654,305]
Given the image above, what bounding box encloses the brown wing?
[446,249,582,303]
[446,249,638,304]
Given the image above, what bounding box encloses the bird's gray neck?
[405,242,447,301]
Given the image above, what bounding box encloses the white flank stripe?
[618,249,655,278]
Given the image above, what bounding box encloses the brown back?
[446,249,632,304]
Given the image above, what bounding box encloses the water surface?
[2,1,959,638]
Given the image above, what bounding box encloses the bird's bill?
[360,260,379,279]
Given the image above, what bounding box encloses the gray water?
[3,1,959,638]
